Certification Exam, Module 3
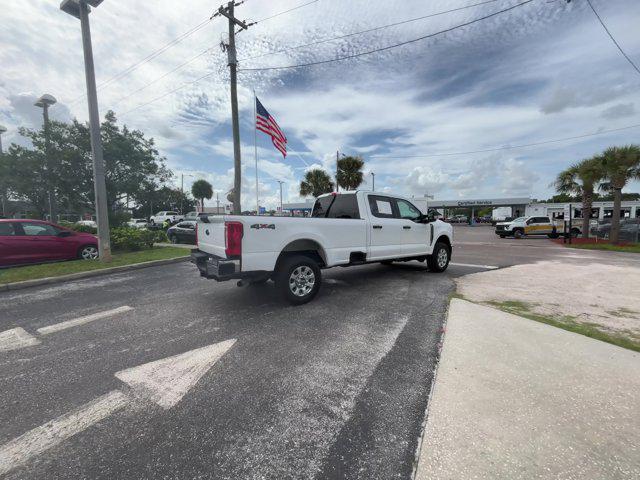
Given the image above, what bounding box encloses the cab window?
[396,199,421,221]
[327,194,360,219]
[368,195,395,219]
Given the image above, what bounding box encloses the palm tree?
[554,157,603,237]
[337,155,364,190]
[191,179,213,212]
[598,145,640,244]
[300,169,334,197]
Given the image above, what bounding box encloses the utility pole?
[277,180,284,214]
[371,172,375,191]
[216,192,220,213]
[215,1,253,215]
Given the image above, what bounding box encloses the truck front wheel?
[513,229,524,239]
[427,242,450,272]
[275,255,322,305]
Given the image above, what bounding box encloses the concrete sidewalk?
[415,299,640,480]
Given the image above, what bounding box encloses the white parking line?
[0,328,41,352]
[36,306,134,336]
[449,262,499,270]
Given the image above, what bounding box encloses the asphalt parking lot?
[0,225,634,479]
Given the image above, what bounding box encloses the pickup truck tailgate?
[196,217,227,258]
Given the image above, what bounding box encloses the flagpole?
[253,90,259,216]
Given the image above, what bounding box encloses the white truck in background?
[191,191,454,305]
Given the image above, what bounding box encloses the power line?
[585,0,640,76]
[118,70,217,118]
[369,123,640,159]
[69,18,212,104]
[238,0,535,71]
[106,1,320,112]
[111,47,213,109]
[240,0,503,62]
[254,0,319,23]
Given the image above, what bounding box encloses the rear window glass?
[312,196,334,218]
[0,223,16,236]
[327,194,360,219]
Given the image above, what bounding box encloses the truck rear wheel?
[427,242,450,273]
[275,255,321,305]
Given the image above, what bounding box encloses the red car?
[0,219,98,267]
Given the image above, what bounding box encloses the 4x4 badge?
[250,224,276,230]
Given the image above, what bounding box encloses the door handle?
[373,225,383,229]
[403,226,411,230]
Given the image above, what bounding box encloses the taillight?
[225,221,243,257]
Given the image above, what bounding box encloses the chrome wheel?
[289,265,315,297]
[80,245,99,260]
[436,247,448,269]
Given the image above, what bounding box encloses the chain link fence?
[589,219,640,243]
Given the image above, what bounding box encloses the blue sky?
[1,0,639,209]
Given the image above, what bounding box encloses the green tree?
[2,111,172,219]
[337,155,364,190]
[191,179,213,211]
[598,145,640,244]
[554,157,603,237]
[134,185,195,218]
[300,169,334,197]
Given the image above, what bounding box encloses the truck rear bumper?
[191,250,241,281]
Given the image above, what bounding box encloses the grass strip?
[0,247,188,284]
[567,243,640,253]
[477,299,640,353]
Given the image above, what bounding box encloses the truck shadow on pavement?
[205,261,437,310]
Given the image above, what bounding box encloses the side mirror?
[57,230,73,238]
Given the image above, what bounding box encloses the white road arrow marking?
[0,327,41,352]
[36,306,134,335]
[0,339,236,476]
[115,338,237,409]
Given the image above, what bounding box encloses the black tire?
[548,233,559,239]
[274,255,321,305]
[380,260,394,265]
[571,228,580,238]
[513,229,524,239]
[499,235,506,239]
[169,234,179,244]
[427,242,450,273]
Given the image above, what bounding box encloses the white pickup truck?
[191,191,453,304]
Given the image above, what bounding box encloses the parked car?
[183,211,209,222]
[167,221,197,244]
[149,211,183,226]
[495,216,581,239]
[76,219,97,228]
[192,191,453,305]
[127,218,149,229]
[0,219,99,267]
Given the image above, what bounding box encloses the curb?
[0,256,190,293]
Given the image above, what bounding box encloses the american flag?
[256,97,287,158]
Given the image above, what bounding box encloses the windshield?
[511,217,525,222]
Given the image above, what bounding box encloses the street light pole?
[277,180,284,214]
[371,172,375,191]
[61,0,112,262]
[35,95,58,223]
[0,125,6,217]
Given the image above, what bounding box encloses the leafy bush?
[110,227,166,251]
[109,211,132,228]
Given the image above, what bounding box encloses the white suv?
[149,211,183,226]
